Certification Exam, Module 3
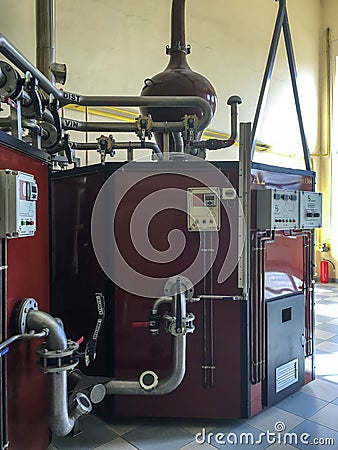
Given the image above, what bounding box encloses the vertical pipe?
[36,0,55,82]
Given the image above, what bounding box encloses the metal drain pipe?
[23,303,91,436]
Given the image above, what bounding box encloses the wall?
[318,0,338,280]
[0,0,321,166]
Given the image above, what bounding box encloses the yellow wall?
[317,0,338,279]
[0,0,321,165]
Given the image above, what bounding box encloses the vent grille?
[276,358,298,393]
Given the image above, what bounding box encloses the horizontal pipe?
[62,119,185,133]
[71,140,163,159]
[0,330,48,353]
[61,95,212,132]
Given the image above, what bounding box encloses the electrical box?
[299,191,322,229]
[187,187,220,231]
[256,189,299,230]
[0,169,38,238]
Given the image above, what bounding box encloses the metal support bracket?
[250,0,311,170]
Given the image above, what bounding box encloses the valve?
[136,115,153,145]
[182,114,198,145]
[96,134,115,165]
[24,72,43,118]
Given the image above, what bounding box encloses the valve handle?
[26,75,43,118]
[132,321,149,328]
[63,133,73,164]
[175,277,183,334]
[84,293,105,367]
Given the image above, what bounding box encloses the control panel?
[256,189,299,230]
[0,170,38,238]
[299,191,322,229]
[256,188,322,230]
[187,187,220,231]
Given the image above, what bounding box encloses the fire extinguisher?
[320,259,336,283]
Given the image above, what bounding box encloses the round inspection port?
[139,370,159,391]
[90,384,106,404]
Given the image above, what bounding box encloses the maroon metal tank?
[140,0,217,150]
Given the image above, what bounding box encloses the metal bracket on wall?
[250,0,312,171]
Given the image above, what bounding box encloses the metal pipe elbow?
[26,309,67,351]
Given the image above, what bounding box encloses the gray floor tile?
[245,406,304,433]
[315,330,336,340]
[122,423,195,450]
[332,397,338,405]
[210,423,270,449]
[316,315,334,323]
[95,437,138,449]
[276,392,328,418]
[266,444,299,449]
[316,340,338,353]
[315,304,338,318]
[179,440,218,449]
[316,323,338,334]
[53,415,118,450]
[300,379,338,401]
[327,318,338,325]
[290,420,338,449]
[104,419,144,436]
[328,334,338,344]
[181,419,226,435]
[309,403,338,431]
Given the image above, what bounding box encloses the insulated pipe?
[36,0,55,82]
[26,309,91,436]
[104,335,186,395]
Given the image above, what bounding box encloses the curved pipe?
[26,309,90,436]
[0,34,61,99]
[26,310,67,350]
[172,132,184,152]
[104,335,186,395]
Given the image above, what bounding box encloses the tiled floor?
[51,284,338,450]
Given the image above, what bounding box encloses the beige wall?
[0,0,321,165]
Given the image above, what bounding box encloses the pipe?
[25,309,91,436]
[0,330,48,353]
[104,335,186,395]
[172,131,184,152]
[71,140,163,160]
[26,310,67,350]
[62,118,187,133]
[0,34,61,99]
[36,0,55,82]
[49,371,91,436]
[61,95,212,131]
[0,65,5,86]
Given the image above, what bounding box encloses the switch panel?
[187,187,220,231]
[0,170,38,238]
[256,189,299,230]
[299,191,322,229]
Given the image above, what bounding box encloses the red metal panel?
[0,144,50,450]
